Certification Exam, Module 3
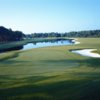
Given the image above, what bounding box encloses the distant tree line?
[26,30,100,38]
[0,26,25,43]
[0,26,100,43]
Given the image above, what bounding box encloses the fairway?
[0,38,100,100]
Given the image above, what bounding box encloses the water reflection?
[0,39,74,53]
[0,46,23,53]
[23,39,73,50]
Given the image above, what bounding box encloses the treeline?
[0,26,25,43]
[26,30,100,38]
[0,26,100,43]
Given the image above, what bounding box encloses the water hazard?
[0,39,75,53]
[23,39,73,50]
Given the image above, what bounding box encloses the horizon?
[1,25,100,35]
[0,0,100,34]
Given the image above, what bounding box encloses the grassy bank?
[0,38,100,100]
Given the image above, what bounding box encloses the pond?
[0,39,76,53]
[23,39,74,50]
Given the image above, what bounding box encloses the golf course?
[0,38,100,100]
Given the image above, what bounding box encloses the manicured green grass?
[0,38,100,100]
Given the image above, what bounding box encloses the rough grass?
[0,38,100,100]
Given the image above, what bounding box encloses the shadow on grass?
[0,75,100,100]
[77,58,100,69]
[0,52,19,62]
[40,58,100,68]
[39,59,79,68]
[83,58,100,68]
[0,60,29,66]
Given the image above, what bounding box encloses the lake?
[0,39,75,53]
[23,39,73,50]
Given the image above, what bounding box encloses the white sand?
[72,39,80,44]
[71,49,100,58]
[74,41,80,44]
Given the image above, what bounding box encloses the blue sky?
[0,0,100,34]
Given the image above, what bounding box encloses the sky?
[0,0,100,34]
